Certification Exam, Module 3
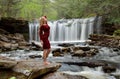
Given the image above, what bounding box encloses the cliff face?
[0,17,28,33]
[101,23,120,35]
[0,17,29,40]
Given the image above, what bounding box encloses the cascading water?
[29,16,102,43]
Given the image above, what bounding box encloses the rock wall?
[0,17,29,40]
[102,23,120,35]
[88,34,120,48]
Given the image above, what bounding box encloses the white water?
[62,67,116,79]
[29,16,102,43]
[0,47,120,79]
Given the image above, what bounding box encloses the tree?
[19,0,57,20]
[53,0,87,19]
[85,0,120,24]
[0,0,21,17]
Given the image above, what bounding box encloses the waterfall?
[29,16,102,43]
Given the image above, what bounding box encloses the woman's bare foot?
[44,61,50,65]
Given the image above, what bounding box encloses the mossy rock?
[113,29,120,36]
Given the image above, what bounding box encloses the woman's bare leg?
[43,49,47,63]
[43,49,50,65]
[46,48,51,58]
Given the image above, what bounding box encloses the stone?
[31,41,42,48]
[12,60,61,79]
[0,28,9,34]
[0,59,17,69]
[29,55,42,59]
[61,47,71,53]
[2,42,11,48]
[0,59,61,79]
[89,34,120,48]
[52,48,64,57]
[53,52,64,57]
[0,35,10,42]
[72,50,85,57]
[102,66,116,73]
[58,43,74,47]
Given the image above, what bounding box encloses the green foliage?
[9,77,16,79]
[53,0,89,19]
[86,0,120,24]
[0,0,120,24]
[113,29,120,36]
[0,0,21,17]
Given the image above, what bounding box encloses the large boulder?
[0,58,61,79]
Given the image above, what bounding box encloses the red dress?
[39,24,51,49]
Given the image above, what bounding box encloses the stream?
[0,45,120,79]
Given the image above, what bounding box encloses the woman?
[39,16,51,65]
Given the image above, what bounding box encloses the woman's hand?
[40,40,43,47]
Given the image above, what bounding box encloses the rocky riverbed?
[0,44,120,79]
[0,22,120,79]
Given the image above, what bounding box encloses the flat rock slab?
[0,59,61,79]
[0,57,17,69]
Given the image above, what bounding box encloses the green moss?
[113,29,120,36]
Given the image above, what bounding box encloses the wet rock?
[11,44,19,50]
[13,60,61,79]
[52,48,63,57]
[52,47,72,56]
[0,41,19,51]
[2,42,11,49]
[0,70,27,79]
[0,59,17,69]
[0,32,40,52]
[72,47,98,57]
[89,34,120,48]
[53,52,64,57]
[29,55,42,59]
[0,35,10,42]
[18,41,29,46]
[14,33,25,40]
[0,58,61,79]
[86,48,98,57]
[72,46,92,52]
[30,41,43,51]
[58,43,74,47]
[111,74,120,79]
[61,47,71,53]
[18,46,30,50]
[72,50,85,57]
[102,66,116,73]
[31,41,42,48]
[112,48,119,52]
[0,28,9,34]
